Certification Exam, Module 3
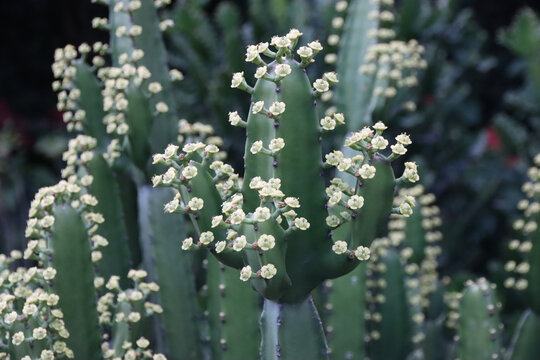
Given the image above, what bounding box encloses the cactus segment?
[421,319,446,360]
[506,310,540,360]
[115,172,143,267]
[72,61,107,145]
[403,201,425,264]
[8,322,34,359]
[187,162,243,269]
[215,2,244,73]
[50,204,102,359]
[138,186,203,360]
[273,61,329,302]
[124,87,153,170]
[336,0,379,128]
[457,278,502,360]
[242,79,278,211]
[206,256,261,360]
[260,296,329,360]
[366,248,413,360]
[130,0,180,153]
[87,153,132,284]
[109,0,135,66]
[525,227,540,313]
[324,263,367,360]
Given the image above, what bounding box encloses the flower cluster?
[504,153,540,291]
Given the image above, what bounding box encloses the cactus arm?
[260,296,329,360]
[131,0,180,153]
[186,162,243,268]
[206,256,260,360]
[124,87,153,170]
[72,61,108,146]
[109,0,134,66]
[525,226,540,313]
[87,153,133,284]
[324,263,367,360]
[138,186,203,360]
[50,204,102,359]
[335,0,379,129]
[457,278,502,360]
[242,79,278,211]
[366,248,413,360]
[115,171,143,266]
[215,2,244,74]
[505,309,540,360]
[273,61,329,302]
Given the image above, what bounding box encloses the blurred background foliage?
[1,0,539,298]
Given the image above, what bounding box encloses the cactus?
[504,154,540,314]
[456,278,503,360]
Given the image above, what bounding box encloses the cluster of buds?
[0,254,74,358]
[388,186,443,305]
[504,153,540,291]
[153,137,310,282]
[96,271,166,359]
[52,43,108,132]
[25,135,106,264]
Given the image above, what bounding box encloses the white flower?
[33,327,47,340]
[233,235,247,251]
[164,199,179,213]
[396,133,411,145]
[250,141,263,154]
[156,102,169,113]
[373,121,387,131]
[358,164,376,179]
[200,231,214,245]
[254,207,271,222]
[12,331,25,345]
[148,82,162,94]
[182,165,198,179]
[162,167,177,184]
[323,72,339,84]
[240,266,252,281]
[286,28,303,40]
[347,195,365,210]
[245,45,258,62]
[252,101,265,114]
[403,162,419,183]
[326,215,340,227]
[215,241,226,253]
[284,197,300,208]
[400,202,413,217]
[164,144,178,158]
[371,136,388,150]
[212,215,223,228]
[258,234,275,251]
[308,41,323,51]
[260,264,277,279]
[355,246,370,261]
[255,66,267,79]
[231,72,244,88]
[271,36,291,49]
[269,138,285,151]
[391,143,407,155]
[43,267,57,280]
[269,102,286,116]
[297,46,313,58]
[188,197,204,211]
[332,241,348,254]
[325,150,344,166]
[294,217,310,230]
[320,116,336,131]
[230,209,246,225]
[181,237,193,250]
[313,79,330,93]
[275,64,291,77]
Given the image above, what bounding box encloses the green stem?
[260,296,328,360]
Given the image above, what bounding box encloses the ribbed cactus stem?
[260,296,329,360]
[457,278,502,360]
[138,186,203,360]
[505,309,540,360]
[206,257,260,360]
[50,204,102,359]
